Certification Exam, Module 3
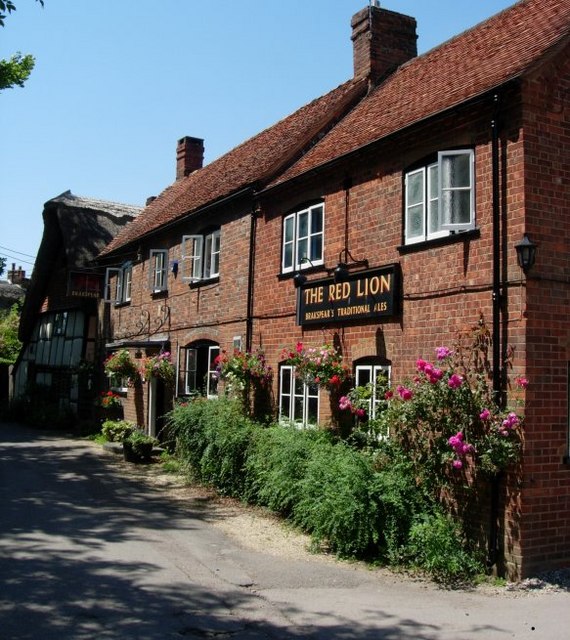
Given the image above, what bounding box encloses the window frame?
[181,229,220,283]
[104,262,133,304]
[404,149,474,245]
[279,364,320,427]
[281,203,324,274]
[354,363,391,420]
[149,249,168,293]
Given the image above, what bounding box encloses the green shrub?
[199,400,257,496]
[371,441,431,565]
[166,398,211,469]
[406,510,484,583]
[101,419,136,442]
[293,439,381,557]
[168,397,256,497]
[245,425,331,514]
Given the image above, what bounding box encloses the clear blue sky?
[0,0,515,273]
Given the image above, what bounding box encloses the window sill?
[278,265,328,282]
[189,276,220,289]
[151,289,168,299]
[114,301,131,308]
[397,228,480,255]
[110,387,128,395]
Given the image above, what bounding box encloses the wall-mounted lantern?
[293,272,307,288]
[515,234,537,274]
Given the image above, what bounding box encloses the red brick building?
[100,0,569,578]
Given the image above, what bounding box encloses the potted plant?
[123,428,157,463]
[101,419,136,443]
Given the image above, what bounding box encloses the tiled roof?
[102,78,367,255]
[267,0,570,190]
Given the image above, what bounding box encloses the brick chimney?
[176,136,204,180]
[7,263,26,285]
[352,3,417,87]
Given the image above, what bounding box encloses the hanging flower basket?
[282,342,349,389]
[139,352,175,385]
[216,348,273,390]
[104,349,140,384]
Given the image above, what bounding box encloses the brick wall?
[106,198,253,430]
[516,48,570,577]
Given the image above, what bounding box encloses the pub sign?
[297,264,399,326]
[68,272,102,298]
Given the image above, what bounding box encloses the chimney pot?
[176,136,204,180]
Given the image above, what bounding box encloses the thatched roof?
[19,191,141,341]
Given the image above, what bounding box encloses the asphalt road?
[0,422,569,639]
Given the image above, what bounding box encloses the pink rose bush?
[340,340,524,489]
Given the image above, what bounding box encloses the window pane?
[283,243,293,270]
[441,154,471,188]
[124,267,132,301]
[297,238,308,264]
[310,207,323,233]
[281,367,291,394]
[298,211,309,239]
[428,163,439,234]
[407,205,424,238]
[356,366,371,387]
[407,171,424,205]
[310,234,323,262]
[307,397,318,425]
[284,216,294,243]
[211,250,219,277]
[442,190,471,224]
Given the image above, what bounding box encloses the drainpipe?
[489,93,502,568]
[492,93,502,406]
[245,204,258,352]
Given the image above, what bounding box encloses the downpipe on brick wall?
[246,203,259,352]
[488,92,503,569]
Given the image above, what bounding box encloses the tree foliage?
[0,301,22,365]
[0,1,44,91]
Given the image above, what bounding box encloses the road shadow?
[0,422,504,639]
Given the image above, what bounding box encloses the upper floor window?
[181,229,221,283]
[149,250,168,292]
[104,262,132,304]
[279,365,319,427]
[354,362,391,421]
[405,150,475,245]
[282,203,324,273]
